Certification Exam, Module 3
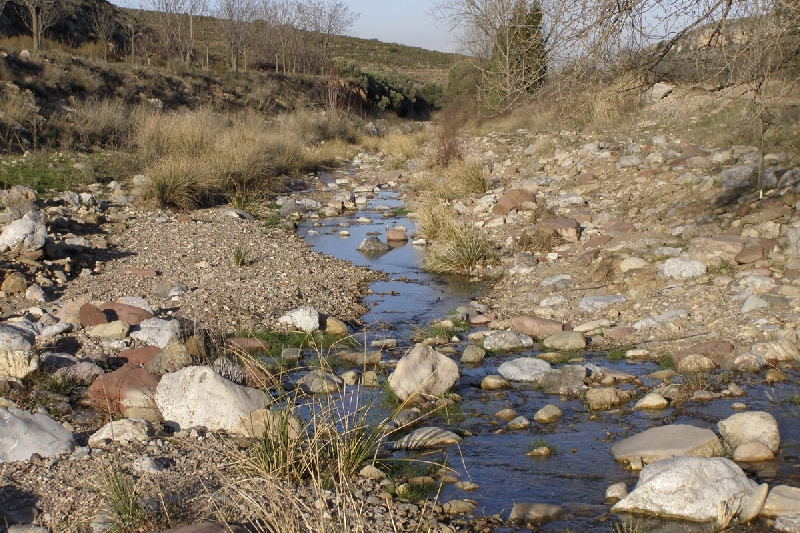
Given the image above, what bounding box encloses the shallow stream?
[296,172,800,532]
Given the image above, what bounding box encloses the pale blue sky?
[346,0,457,53]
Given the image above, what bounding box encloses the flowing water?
[296,173,800,532]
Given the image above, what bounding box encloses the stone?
[734,441,775,461]
[146,337,193,376]
[278,306,320,333]
[534,404,563,423]
[442,499,477,515]
[632,309,688,330]
[497,357,552,382]
[718,411,780,452]
[481,375,509,390]
[359,465,386,480]
[392,427,462,450]
[634,393,668,410]
[611,425,725,464]
[511,316,571,338]
[117,346,161,366]
[507,253,538,275]
[356,236,390,253]
[211,357,245,384]
[54,361,102,385]
[483,330,534,351]
[662,258,707,279]
[88,363,160,414]
[86,320,130,340]
[508,503,565,525]
[620,257,648,272]
[132,455,166,474]
[460,345,485,364]
[776,515,800,532]
[234,408,302,439]
[762,485,800,517]
[388,344,459,401]
[0,407,75,462]
[79,303,108,328]
[741,295,769,314]
[297,369,342,393]
[88,418,154,447]
[2,272,27,294]
[739,483,769,522]
[538,218,581,242]
[324,316,348,335]
[98,302,153,326]
[586,387,621,411]
[24,284,46,303]
[507,416,530,430]
[0,218,46,253]
[130,318,180,348]
[676,354,716,373]
[493,189,537,216]
[578,295,627,313]
[155,366,269,435]
[386,229,408,241]
[611,457,758,522]
[538,365,587,396]
[606,482,628,505]
[542,331,586,351]
[0,324,37,379]
[718,164,757,190]
[750,339,800,362]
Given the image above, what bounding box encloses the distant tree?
[115,9,142,62]
[297,0,359,71]
[88,1,117,61]
[145,0,192,62]
[216,0,257,73]
[14,0,63,52]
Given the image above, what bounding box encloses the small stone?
[2,272,27,294]
[541,331,586,351]
[634,393,668,410]
[461,345,485,364]
[534,404,563,423]
[494,408,518,421]
[733,441,775,462]
[86,320,130,340]
[507,416,531,430]
[605,482,628,505]
[481,375,509,390]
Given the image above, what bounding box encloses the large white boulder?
[0,323,38,379]
[278,306,320,333]
[155,366,270,435]
[0,217,46,253]
[388,345,459,401]
[497,357,552,382]
[0,407,76,462]
[612,456,759,522]
[88,418,154,447]
[662,258,707,279]
[718,411,780,453]
[611,424,724,464]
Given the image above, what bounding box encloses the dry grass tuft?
[517,226,565,253]
[432,109,463,167]
[423,223,495,276]
[592,256,617,282]
[445,160,488,195]
[531,136,556,158]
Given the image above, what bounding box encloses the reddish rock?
[538,218,581,242]
[673,340,734,365]
[492,189,537,216]
[226,337,270,351]
[735,246,768,264]
[784,269,800,280]
[470,314,495,326]
[687,156,712,168]
[577,173,595,184]
[79,303,108,328]
[603,327,636,340]
[511,316,572,338]
[574,213,593,224]
[680,141,708,158]
[582,234,612,252]
[123,268,159,278]
[88,363,160,414]
[638,168,663,178]
[503,166,519,175]
[605,221,637,234]
[116,346,161,366]
[735,205,751,217]
[668,158,687,169]
[386,229,408,241]
[578,249,601,263]
[98,302,153,326]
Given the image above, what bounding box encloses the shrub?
[423,223,494,276]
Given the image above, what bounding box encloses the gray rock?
[760,485,800,517]
[750,338,800,362]
[643,82,673,103]
[776,515,800,532]
[507,416,530,430]
[634,393,668,410]
[278,306,320,333]
[538,365,587,396]
[392,427,462,450]
[132,455,166,474]
[54,361,103,385]
[542,331,586,351]
[0,324,37,379]
[618,155,642,168]
[356,236,390,253]
[130,318,180,348]
[508,503,565,525]
[88,418,154,447]
[606,482,628,505]
[662,258,707,279]
[497,357,552,382]
[155,366,269,435]
[740,483,769,522]
[222,209,255,221]
[632,309,688,330]
[86,320,130,340]
[0,407,76,462]
[0,217,46,253]
[541,274,571,287]
[718,164,757,190]
[211,357,246,384]
[279,199,305,216]
[296,369,342,394]
[585,387,621,411]
[611,456,758,522]
[611,424,724,464]
[718,411,780,453]
[578,295,626,313]
[460,345,485,364]
[741,295,769,314]
[507,253,538,275]
[483,330,534,351]
[388,345,460,401]
[534,404,563,423]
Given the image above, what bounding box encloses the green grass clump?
[604,347,627,362]
[657,356,674,370]
[233,245,248,267]
[93,464,145,533]
[422,224,495,276]
[530,437,558,455]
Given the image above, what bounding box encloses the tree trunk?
[32,6,39,52]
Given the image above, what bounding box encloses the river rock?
[0,407,75,462]
[507,416,530,430]
[483,330,534,351]
[508,503,565,525]
[0,324,37,379]
[750,338,800,362]
[324,316,348,335]
[578,295,626,313]
[718,411,780,452]
[88,418,154,447]
[733,441,775,461]
[497,357,551,382]
[356,236,390,253]
[776,516,800,533]
[0,218,46,253]
[676,354,716,373]
[155,366,270,435]
[481,375,509,390]
[393,427,462,450]
[741,295,769,314]
[611,456,758,522]
[146,337,193,376]
[634,393,668,410]
[740,483,769,522]
[585,387,621,411]
[611,424,724,463]
[86,320,130,340]
[762,485,800,517]
[55,361,103,385]
[538,364,587,395]
[662,258,707,279]
[460,345,485,363]
[98,302,153,326]
[534,404,563,423]
[511,316,571,338]
[541,331,586,351]
[278,306,320,333]
[606,482,628,505]
[619,257,648,272]
[88,363,160,414]
[297,369,342,393]
[131,318,180,348]
[388,345,459,401]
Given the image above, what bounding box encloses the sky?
[345,0,458,53]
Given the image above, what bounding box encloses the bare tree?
[89,1,117,61]
[297,0,359,70]
[145,0,192,62]
[116,9,142,62]
[260,0,299,74]
[216,0,258,73]
[14,0,62,52]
